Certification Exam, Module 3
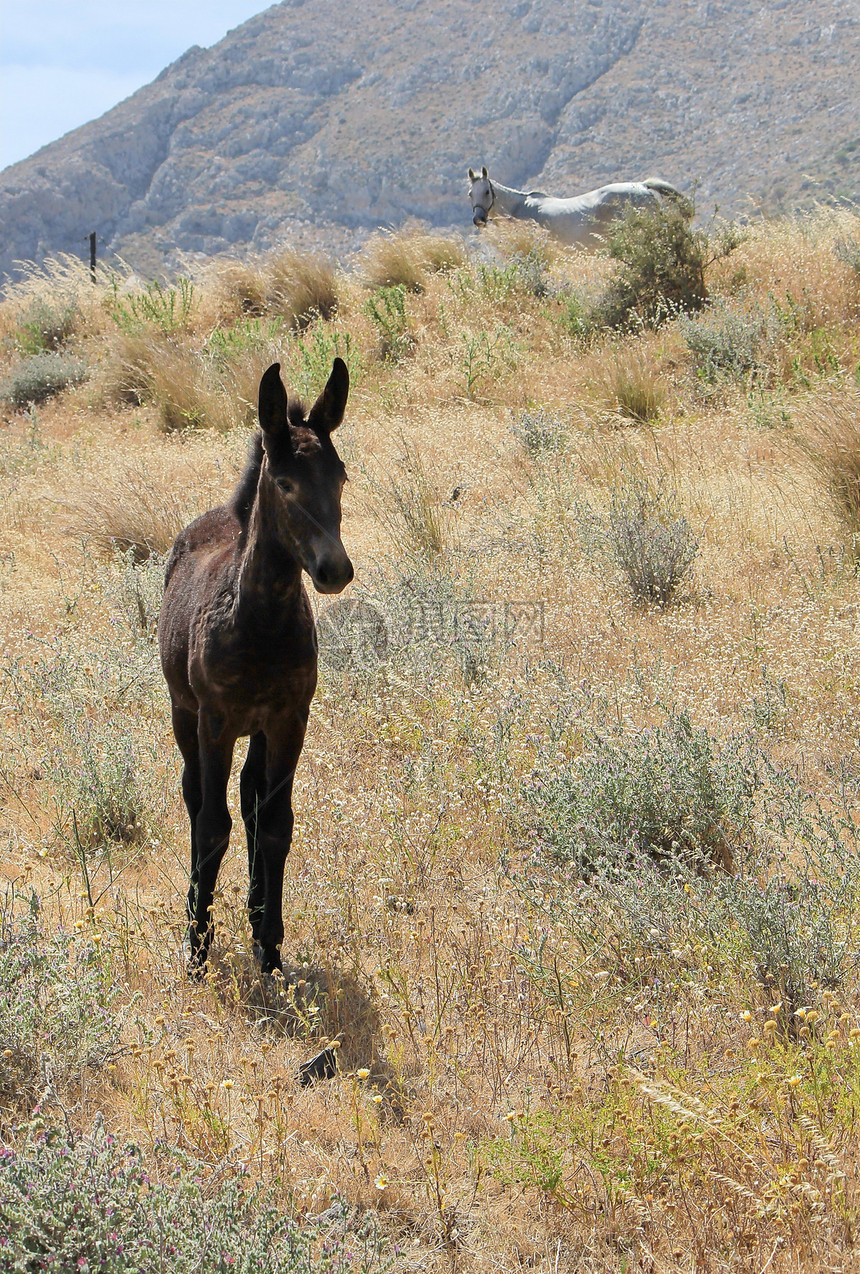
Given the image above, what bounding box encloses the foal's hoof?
[253,942,283,977]
[183,937,208,981]
[298,1046,338,1086]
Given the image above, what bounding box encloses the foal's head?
[468,165,493,227]
[257,359,354,594]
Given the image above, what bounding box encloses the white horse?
[467,166,691,249]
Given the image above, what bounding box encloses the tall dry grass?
[60,445,233,559]
[794,388,860,545]
[359,227,468,292]
[207,248,340,330]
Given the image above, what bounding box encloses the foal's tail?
[642,177,694,219]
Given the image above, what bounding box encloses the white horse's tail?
[642,177,694,218]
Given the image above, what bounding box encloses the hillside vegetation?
[1,206,860,1272]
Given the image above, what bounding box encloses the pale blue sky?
[0,1,274,171]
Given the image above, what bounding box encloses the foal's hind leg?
[171,703,202,955]
[240,731,268,959]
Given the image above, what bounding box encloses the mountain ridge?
[1,0,857,280]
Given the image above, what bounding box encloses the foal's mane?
[230,399,318,528]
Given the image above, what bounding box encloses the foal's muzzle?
[311,553,354,595]
[473,211,487,227]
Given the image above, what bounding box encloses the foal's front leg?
[188,710,236,971]
[253,722,308,974]
[240,731,268,958]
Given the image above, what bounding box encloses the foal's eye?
[276,478,294,494]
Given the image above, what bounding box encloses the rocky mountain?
[1,0,857,280]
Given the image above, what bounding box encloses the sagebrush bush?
[520,711,753,874]
[0,893,120,1123]
[0,352,88,406]
[512,407,567,457]
[0,252,108,346]
[15,295,80,353]
[577,476,699,605]
[0,1119,390,1273]
[339,559,504,691]
[519,740,860,1016]
[610,484,698,603]
[680,296,783,383]
[61,722,149,853]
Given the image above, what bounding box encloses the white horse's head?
[468,166,494,227]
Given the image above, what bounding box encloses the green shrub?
[459,326,517,398]
[364,285,415,362]
[206,315,286,364]
[476,247,549,301]
[289,328,359,402]
[110,276,197,335]
[0,1119,390,1273]
[15,296,80,353]
[554,292,600,343]
[0,353,88,406]
[598,203,710,329]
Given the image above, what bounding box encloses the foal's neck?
[235,462,304,613]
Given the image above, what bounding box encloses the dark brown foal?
[158,359,353,975]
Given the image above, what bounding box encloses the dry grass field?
[1,207,860,1272]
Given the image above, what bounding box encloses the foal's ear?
[481,165,488,179]
[468,167,477,182]
[258,363,288,436]
[308,357,349,433]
